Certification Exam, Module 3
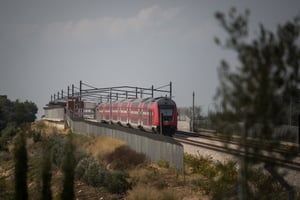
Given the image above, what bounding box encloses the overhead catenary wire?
[50,80,173,104]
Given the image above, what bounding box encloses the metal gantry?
[49,80,173,119]
[50,80,173,104]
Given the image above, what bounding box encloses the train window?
[160,108,173,122]
[160,109,173,116]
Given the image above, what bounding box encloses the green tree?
[0,96,38,131]
[41,141,52,200]
[0,95,14,131]
[14,100,38,126]
[60,134,75,200]
[14,127,28,200]
[214,8,300,199]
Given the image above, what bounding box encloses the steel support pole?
[72,84,74,97]
[79,80,82,101]
[151,85,154,98]
[110,88,112,124]
[136,87,138,98]
[192,91,195,132]
[170,81,172,99]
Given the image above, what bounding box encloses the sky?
[1,0,300,118]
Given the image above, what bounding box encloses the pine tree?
[41,141,52,200]
[60,134,75,200]
[214,8,300,199]
[14,128,28,200]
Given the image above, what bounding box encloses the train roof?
[98,96,175,105]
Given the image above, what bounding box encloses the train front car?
[154,97,178,136]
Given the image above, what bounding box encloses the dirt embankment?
[0,123,207,200]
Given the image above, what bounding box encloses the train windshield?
[160,108,173,121]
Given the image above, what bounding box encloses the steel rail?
[174,136,300,171]
[176,131,300,157]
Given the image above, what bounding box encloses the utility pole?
[170,81,172,99]
[151,85,154,98]
[191,91,195,132]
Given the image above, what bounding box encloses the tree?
[0,96,38,131]
[14,100,38,125]
[61,134,76,200]
[178,106,203,119]
[0,96,38,154]
[41,141,52,200]
[214,8,300,199]
[0,95,14,131]
[14,126,28,200]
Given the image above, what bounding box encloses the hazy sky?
[1,0,300,118]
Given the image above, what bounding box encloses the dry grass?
[74,135,126,162]
[127,164,208,200]
[1,123,211,199]
[126,184,179,200]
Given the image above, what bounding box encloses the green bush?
[0,125,16,151]
[74,156,91,180]
[104,171,131,194]
[75,155,132,194]
[49,135,133,194]
[200,161,238,199]
[157,159,169,168]
[247,168,287,200]
[186,155,288,199]
[185,153,238,198]
[184,153,217,178]
[80,157,106,187]
[49,137,65,168]
[84,163,105,187]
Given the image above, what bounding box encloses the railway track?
[84,120,300,170]
[176,130,300,156]
[174,132,300,171]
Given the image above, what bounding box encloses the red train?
[96,97,178,136]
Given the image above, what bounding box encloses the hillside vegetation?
[1,121,297,199]
[0,122,205,199]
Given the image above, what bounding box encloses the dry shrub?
[105,146,146,170]
[80,136,125,161]
[129,167,152,187]
[126,184,179,200]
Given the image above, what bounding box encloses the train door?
[149,110,152,125]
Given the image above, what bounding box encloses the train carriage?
[96,97,177,136]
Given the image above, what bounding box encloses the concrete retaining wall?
[44,106,65,121]
[67,117,184,172]
[43,120,65,130]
